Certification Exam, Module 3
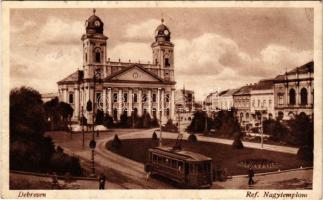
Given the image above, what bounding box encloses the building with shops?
[57,10,176,124]
[233,85,253,127]
[217,88,240,111]
[250,79,275,126]
[273,61,314,120]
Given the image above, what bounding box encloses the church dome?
[154,18,171,42]
[85,9,104,34]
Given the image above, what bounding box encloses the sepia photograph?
[1,1,322,199]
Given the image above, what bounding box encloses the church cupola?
[151,18,174,82]
[85,9,104,35]
[154,18,171,42]
[82,9,108,79]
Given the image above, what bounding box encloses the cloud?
[260,44,313,71]
[11,20,37,33]
[124,19,160,42]
[38,16,83,45]
[108,42,151,63]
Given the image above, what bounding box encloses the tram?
[145,146,213,188]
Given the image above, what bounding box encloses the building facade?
[233,85,253,127]
[250,79,275,125]
[57,11,176,124]
[273,61,314,120]
[217,88,240,111]
[175,88,195,112]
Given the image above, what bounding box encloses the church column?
[285,85,289,106]
[157,88,161,120]
[148,89,152,116]
[107,88,112,115]
[118,88,122,120]
[128,89,133,116]
[296,82,300,106]
[161,89,165,122]
[103,88,107,114]
[63,88,68,103]
[74,87,80,120]
[170,89,175,120]
[138,89,142,116]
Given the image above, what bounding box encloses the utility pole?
[159,106,163,147]
[81,106,84,149]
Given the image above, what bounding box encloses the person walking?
[248,167,255,185]
[145,164,151,181]
[99,173,106,189]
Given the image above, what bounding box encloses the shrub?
[162,119,178,133]
[49,152,82,176]
[152,131,158,140]
[297,146,313,161]
[232,138,244,149]
[111,134,122,149]
[187,134,198,143]
[232,131,244,149]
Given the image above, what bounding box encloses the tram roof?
[150,146,212,162]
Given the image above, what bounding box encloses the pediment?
[109,66,162,82]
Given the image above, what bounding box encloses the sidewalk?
[194,133,298,154]
[213,168,312,189]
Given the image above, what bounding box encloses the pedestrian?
[145,164,151,181]
[248,167,255,185]
[99,173,106,189]
[51,172,59,189]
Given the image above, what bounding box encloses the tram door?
[184,163,189,184]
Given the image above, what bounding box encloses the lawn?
[106,138,312,176]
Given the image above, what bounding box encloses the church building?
[57,10,176,124]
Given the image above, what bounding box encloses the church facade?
[57,10,176,124]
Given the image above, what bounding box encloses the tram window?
[178,162,183,172]
[152,154,157,162]
[171,160,176,168]
[158,156,162,163]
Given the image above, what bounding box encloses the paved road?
[47,129,174,189]
[46,128,306,189]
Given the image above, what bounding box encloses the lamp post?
[89,68,101,176]
[81,106,84,149]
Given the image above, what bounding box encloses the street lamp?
[89,68,101,176]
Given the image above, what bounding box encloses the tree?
[10,87,54,171]
[288,113,313,147]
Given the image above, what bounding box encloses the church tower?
[81,9,108,79]
[151,19,174,81]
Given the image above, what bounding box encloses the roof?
[221,88,240,97]
[41,92,58,98]
[274,61,314,80]
[233,85,253,96]
[104,64,165,83]
[286,61,313,75]
[57,70,82,84]
[151,146,212,161]
[252,79,274,90]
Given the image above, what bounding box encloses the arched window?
[289,89,296,105]
[95,51,101,63]
[69,93,74,104]
[300,88,308,105]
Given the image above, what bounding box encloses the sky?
[10,8,313,100]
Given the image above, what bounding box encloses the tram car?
[145,146,213,188]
